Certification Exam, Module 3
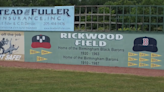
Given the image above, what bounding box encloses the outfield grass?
[0,67,164,92]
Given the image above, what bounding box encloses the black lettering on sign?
[92,62,99,65]
[81,52,88,55]
[92,52,99,56]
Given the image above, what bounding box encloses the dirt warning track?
[0,61,164,77]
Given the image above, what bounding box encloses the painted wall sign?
[24,32,164,70]
[1,31,162,70]
[0,6,74,31]
[0,31,24,61]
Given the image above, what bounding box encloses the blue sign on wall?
[0,6,74,31]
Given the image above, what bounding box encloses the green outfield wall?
[0,31,163,70]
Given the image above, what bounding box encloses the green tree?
[0,0,11,6]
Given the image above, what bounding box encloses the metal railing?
[74,5,164,32]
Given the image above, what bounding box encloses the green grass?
[0,67,164,92]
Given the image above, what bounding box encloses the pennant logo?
[151,53,161,57]
[139,63,149,67]
[128,57,137,61]
[37,56,47,61]
[128,62,137,66]
[139,58,149,62]
[128,52,138,56]
[30,49,40,54]
[151,58,161,62]
[41,50,52,55]
[139,52,149,57]
[151,63,161,68]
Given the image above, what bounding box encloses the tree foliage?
[1,0,164,6]
[0,0,164,31]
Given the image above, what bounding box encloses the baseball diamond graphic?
[31,35,51,49]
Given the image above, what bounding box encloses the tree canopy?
[0,0,164,31]
[0,0,164,6]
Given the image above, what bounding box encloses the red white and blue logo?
[31,35,51,49]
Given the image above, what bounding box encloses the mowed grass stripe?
[0,67,164,92]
